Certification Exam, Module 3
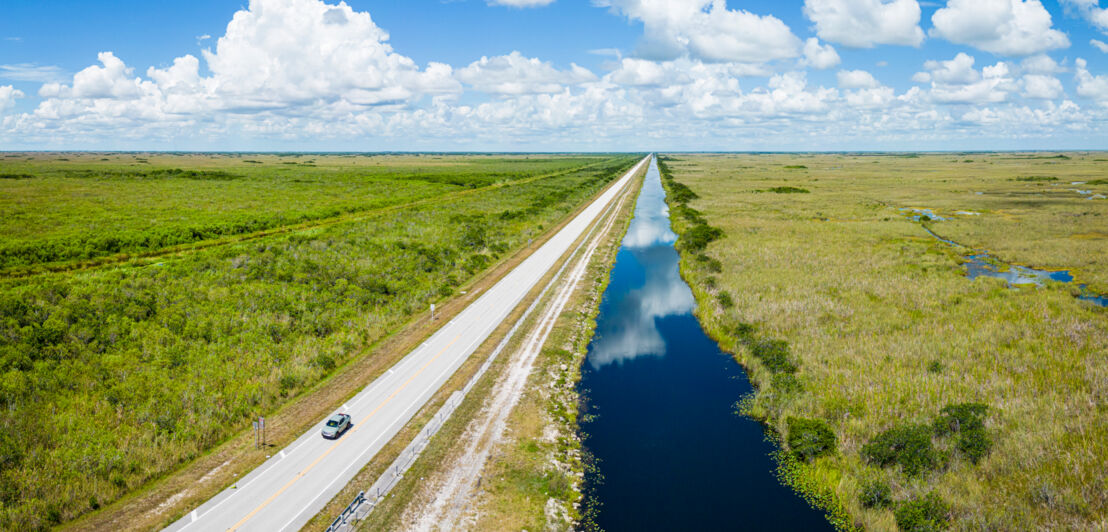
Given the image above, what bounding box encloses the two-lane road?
[167,155,649,532]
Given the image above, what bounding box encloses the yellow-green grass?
[0,153,615,273]
[660,153,1107,530]
[0,153,640,530]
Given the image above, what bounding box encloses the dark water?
[920,226,1107,307]
[577,158,831,531]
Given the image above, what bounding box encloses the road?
[165,155,649,532]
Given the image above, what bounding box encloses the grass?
[0,152,641,531]
[658,153,1107,530]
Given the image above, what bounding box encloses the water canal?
[577,158,831,530]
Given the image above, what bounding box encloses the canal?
[577,157,832,531]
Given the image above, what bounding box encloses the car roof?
[328,413,347,421]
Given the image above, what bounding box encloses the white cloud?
[1075,57,1108,105]
[803,0,925,48]
[918,53,1019,104]
[837,69,880,89]
[1061,0,1108,34]
[931,0,1070,56]
[488,0,555,6]
[922,53,980,84]
[1021,74,1064,98]
[598,0,802,63]
[801,38,841,69]
[1021,54,1065,74]
[0,63,66,83]
[457,52,595,95]
[0,85,24,111]
[1093,39,1108,53]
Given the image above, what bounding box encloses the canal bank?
[577,157,832,531]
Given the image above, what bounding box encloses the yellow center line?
[228,333,463,531]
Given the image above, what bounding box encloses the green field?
[0,152,639,530]
[658,153,1107,530]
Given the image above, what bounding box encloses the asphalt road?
[165,155,649,532]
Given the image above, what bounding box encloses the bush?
[859,478,892,509]
[732,322,756,343]
[679,223,724,252]
[894,492,950,531]
[786,417,837,462]
[771,373,802,394]
[862,424,940,476]
[956,426,991,464]
[750,339,797,374]
[716,291,734,308]
[932,402,987,436]
[768,186,810,194]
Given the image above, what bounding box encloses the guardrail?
[325,491,365,532]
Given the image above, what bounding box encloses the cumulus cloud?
[801,38,841,69]
[457,52,595,95]
[1021,54,1065,74]
[598,0,802,63]
[931,0,1070,56]
[1021,74,1064,98]
[837,69,880,89]
[0,85,24,111]
[916,53,1019,104]
[1075,58,1108,105]
[803,0,925,48]
[1061,0,1108,34]
[1093,39,1108,53]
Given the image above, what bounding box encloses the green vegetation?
[862,424,940,477]
[786,417,837,462]
[0,152,640,530]
[894,492,951,532]
[767,186,811,194]
[658,153,1108,530]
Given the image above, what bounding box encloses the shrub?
[894,492,950,531]
[679,223,724,252]
[956,426,991,464]
[768,186,810,194]
[750,339,797,374]
[932,402,987,436]
[771,373,802,394]
[862,424,940,476]
[859,478,892,509]
[732,322,756,343]
[926,360,943,374]
[716,291,734,308]
[786,417,837,462]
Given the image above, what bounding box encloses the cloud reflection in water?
[588,162,696,369]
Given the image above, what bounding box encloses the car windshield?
[326,419,341,427]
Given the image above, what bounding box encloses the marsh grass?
[660,153,1107,530]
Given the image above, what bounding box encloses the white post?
[430,303,436,321]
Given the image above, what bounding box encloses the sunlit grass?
[661,153,1107,530]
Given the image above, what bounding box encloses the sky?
[2,0,1108,151]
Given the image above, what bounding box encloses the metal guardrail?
[325,491,365,532]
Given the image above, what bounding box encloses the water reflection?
[578,157,833,531]
[588,171,695,369]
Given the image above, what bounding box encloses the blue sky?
[2,0,1108,151]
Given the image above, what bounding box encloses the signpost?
[430,303,436,321]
